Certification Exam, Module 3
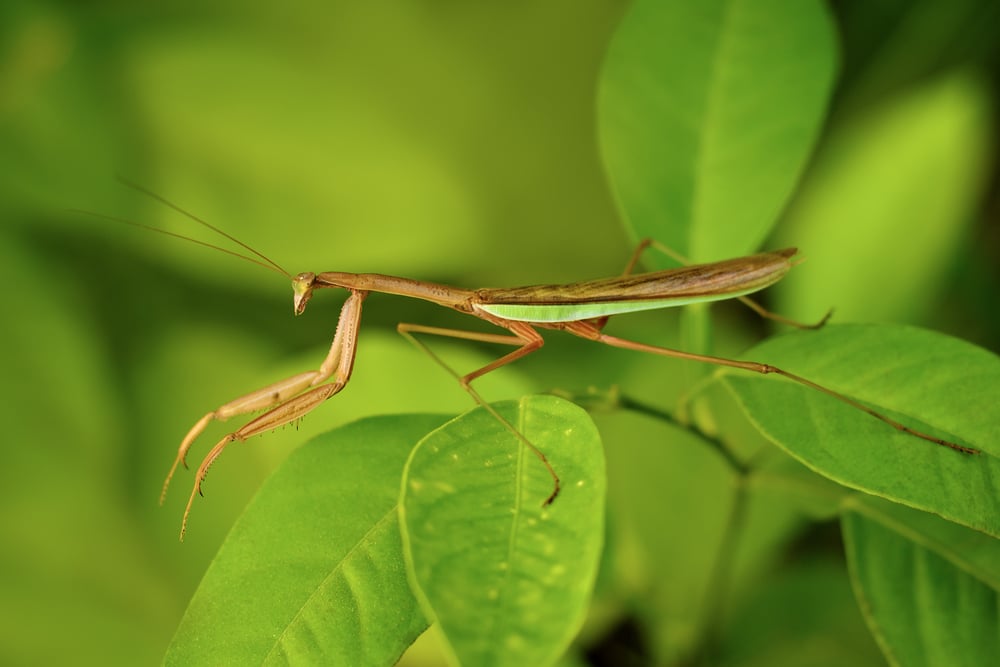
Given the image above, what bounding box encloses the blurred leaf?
[400,396,605,667]
[0,2,127,209]
[112,3,626,286]
[0,234,120,475]
[721,324,1000,537]
[720,558,884,667]
[776,72,993,324]
[600,405,849,663]
[749,453,852,522]
[165,415,448,665]
[843,499,1000,667]
[846,494,1000,593]
[598,0,836,262]
[599,409,732,660]
[0,230,177,665]
[836,0,1000,112]
[122,29,480,284]
[593,333,837,661]
[12,180,223,665]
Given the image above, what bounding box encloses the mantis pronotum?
[88,186,978,539]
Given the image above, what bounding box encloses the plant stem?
[613,391,749,475]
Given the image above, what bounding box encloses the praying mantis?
[99,186,978,540]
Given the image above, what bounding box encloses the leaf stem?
[614,391,749,475]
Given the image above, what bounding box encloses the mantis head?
[292,272,317,315]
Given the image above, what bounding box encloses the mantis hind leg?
[562,319,978,455]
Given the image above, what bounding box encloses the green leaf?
[842,497,1000,667]
[846,495,1000,600]
[775,72,994,324]
[164,414,450,666]
[598,0,836,261]
[719,324,1000,537]
[721,557,884,667]
[400,396,605,667]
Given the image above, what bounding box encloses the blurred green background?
[1,0,997,665]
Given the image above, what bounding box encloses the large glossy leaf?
[599,0,835,261]
[842,496,1000,667]
[719,324,1000,537]
[400,396,605,667]
[164,414,449,665]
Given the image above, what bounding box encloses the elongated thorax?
[310,271,479,311]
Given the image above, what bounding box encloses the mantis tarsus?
[91,187,979,540]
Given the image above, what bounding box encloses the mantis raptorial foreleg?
[163,290,367,539]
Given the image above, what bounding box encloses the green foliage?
[164,415,442,665]
[164,399,603,667]
[842,498,1000,667]
[725,324,1000,535]
[1,1,998,666]
[774,72,994,324]
[599,0,836,262]
[400,398,605,666]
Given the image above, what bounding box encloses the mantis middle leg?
[396,320,560,504]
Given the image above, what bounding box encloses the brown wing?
[475,249,797,305]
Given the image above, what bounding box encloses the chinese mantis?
[99,188,978,540]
